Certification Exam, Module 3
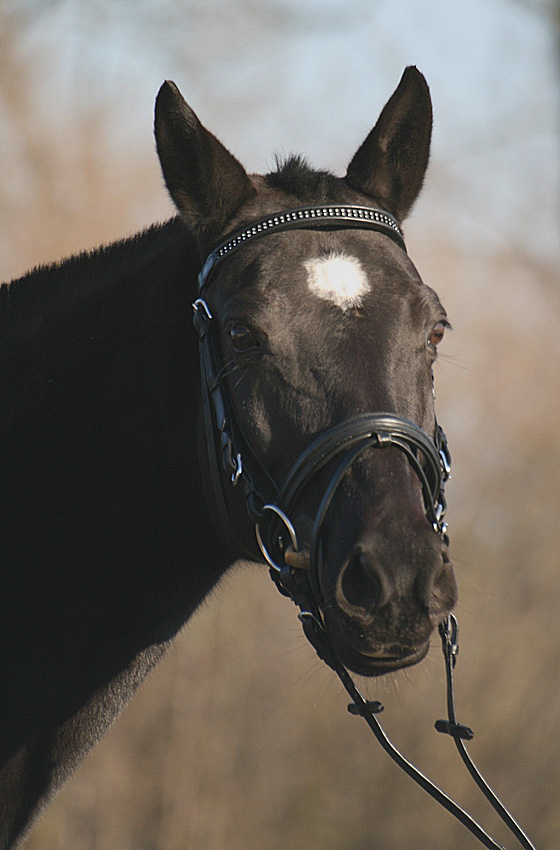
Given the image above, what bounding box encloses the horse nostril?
[340,551,382,611]
[424,555,458,623]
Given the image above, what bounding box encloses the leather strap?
[198,204,406,291]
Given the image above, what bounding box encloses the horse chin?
[323,617,431,677]
[338,642,430,678]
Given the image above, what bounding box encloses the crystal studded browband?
[197,204,406,291]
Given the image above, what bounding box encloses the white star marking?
[305,253,369,310]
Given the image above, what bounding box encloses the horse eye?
[428,322,446,349]
[229,325,259,353]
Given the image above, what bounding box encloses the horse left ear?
[154,81,255,240]
[345,67,432,222]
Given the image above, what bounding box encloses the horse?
[0,66,457,849]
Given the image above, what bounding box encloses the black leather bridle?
[192,204,537,850]
[193,204,449,553]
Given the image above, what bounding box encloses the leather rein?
[192,204,537,850]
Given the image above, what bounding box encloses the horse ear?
[345,67,432,222]
[154,81,255,239]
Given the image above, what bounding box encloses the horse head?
[155,67,457,677]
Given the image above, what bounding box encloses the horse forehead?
[304,253,369,311]
[216,232,429,323]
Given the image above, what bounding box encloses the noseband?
[192,204,536,850]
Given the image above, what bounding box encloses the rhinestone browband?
[197,204,406,291]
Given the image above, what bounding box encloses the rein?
[192,204,537,850]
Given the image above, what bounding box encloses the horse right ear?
[345,67,432,222]
[154,81,255,241]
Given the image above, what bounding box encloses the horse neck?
[1,216,238,607]
[0,218,238,849]
[2,218,196,362]
[2,218,199,442]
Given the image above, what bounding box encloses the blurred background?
[1,0,559,848]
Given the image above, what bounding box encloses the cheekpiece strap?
[198,204,406,291]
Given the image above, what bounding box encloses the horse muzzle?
[257,413,455,677]
[319,534,457,677]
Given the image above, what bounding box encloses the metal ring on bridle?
[255,504,300,573]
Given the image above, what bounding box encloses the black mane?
[0,218,189,333]
[265,154,342,203]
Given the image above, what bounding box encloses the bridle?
[193,205,449,556]
[192,204,537,850]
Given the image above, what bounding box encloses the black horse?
[0,67,457,849]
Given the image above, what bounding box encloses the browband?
[197,204,406,291]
